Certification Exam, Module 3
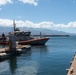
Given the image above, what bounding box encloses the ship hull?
[0,37,49,45]
[19,37,49,45]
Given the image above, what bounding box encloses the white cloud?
[23,20,76,29]
[0,0,12,6]
[0,19,13,26]
[0,0,39,6]
[19,0,38,6]
[0,18,76,29]
[68,22,76,27]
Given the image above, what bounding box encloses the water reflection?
[0,45,48,75]
[19,52,32,61]
[39,45,48,54]
[9,56,17,74]
[32,45,48,55]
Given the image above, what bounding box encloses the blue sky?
[0,0,76,33]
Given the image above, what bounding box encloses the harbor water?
[0,36,76,75]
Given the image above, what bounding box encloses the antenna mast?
[13,20,16,31]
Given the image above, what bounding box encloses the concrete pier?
[0,45,31,53]
[67,54,76,75]
[16,45,31,50]
[0,47,9,53]
[0,45,31,61]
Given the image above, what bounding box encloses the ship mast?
[13,20,16,31]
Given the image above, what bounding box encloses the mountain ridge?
[0,27,75,35]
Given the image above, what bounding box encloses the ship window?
[15,33,19,36]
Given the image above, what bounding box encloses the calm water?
[0,36,76,75]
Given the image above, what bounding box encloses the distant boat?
[0,20,49,45]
